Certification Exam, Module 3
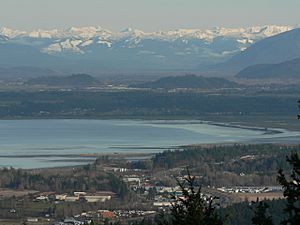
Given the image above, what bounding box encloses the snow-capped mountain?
[0,25,297,72]
[0,35,8,43]
[223,28,300,74]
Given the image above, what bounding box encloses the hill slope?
[214,28,300,74]
[236,58,300,79]
[0,66,62,80]
[132,75,238,89]
[0,43,61,67]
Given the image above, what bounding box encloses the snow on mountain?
[0,25,297,70]
[46,38,84,54]
[0,35,8,42]
[0,27,26,38]
[1,25,294,42]
[97,40,112,48]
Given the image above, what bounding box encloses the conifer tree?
[298,100,300,119]
[251,200,273,225]
[277,153,300,224]
[167,168,223,225]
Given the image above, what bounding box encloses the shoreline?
[7,142,300,172]
[0,117,292,132]
[0,119,299,169]
[204,121,283,135]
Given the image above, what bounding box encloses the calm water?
[0,119,299,169]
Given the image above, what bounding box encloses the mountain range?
[0,25,296,74]
[220,28,300,74]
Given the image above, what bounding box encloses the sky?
[0,0,300,31]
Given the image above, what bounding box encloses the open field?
[0,189,38,199]
[236,192,284,202]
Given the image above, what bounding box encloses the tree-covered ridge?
[236,58,300,79]
[0,164,128,198]
[131,75,238,89]
[0,90,297,119]
[153,144,300,170]
[151,144,300,186]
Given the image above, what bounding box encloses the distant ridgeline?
[236,57,300,79]
[131,75,239,89]
[0,89,297,118]
[25,74,100,86]
[212,28,300,76]
[1,27,300,78]
[0,66,61,79]
[0,26,295,72]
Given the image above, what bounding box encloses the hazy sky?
[1,0,300,31]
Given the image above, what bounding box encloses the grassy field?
[236,192,284,202]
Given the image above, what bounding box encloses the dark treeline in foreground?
[217,199,287,225]
[0,90,297,118]
[135,199,288,225]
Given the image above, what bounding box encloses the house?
[85,195,111,203]
[35,195,48,201]
[56,194,67,201]
[63,218,84,225]
[99,210,115,220]
[27,218,39,222]
[9,209,16,213]
[123,177,141,186]
[74,192,87,196]
[153,202,172,207]
[65,196,79,202]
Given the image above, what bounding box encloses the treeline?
[131,199,287,225]
[0,90,297,118]
[0,164,128,197]
[217,199,287,225]
[152,144,300,169]
[146,144,300,186]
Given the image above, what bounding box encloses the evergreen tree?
[155,212,172,225]
[277,153,300,225]
[161,168,224,225]
[252,200,273,225]
[298,100,300,119]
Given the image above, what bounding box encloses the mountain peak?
[0,25,296,40]
[121,27,145,36]
[0,25,298,72]
[257,25,294,36]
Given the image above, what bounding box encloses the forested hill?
[145,144,300,187]
[236,57,300,79]
[25,74,100,86]
[131,75,239,89]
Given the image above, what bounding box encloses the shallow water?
[0,119,298,169]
